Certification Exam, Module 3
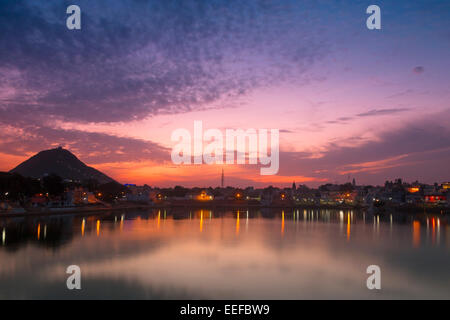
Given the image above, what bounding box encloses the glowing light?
[37,224,41,240]
[200,210,203,233]
[281,210,285,236]
[246,210,249,231]
[437,218,440,245]
[347,214,350,241]
[96,220,100,237]
[236,210,240,235]
[198,191,213,201]
[432,218,436,246]
[413,221,420,248]
[81,218,85,236]
[2,228,5,245]
[157,210,161,230]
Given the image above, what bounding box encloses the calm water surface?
[0,208,449,299]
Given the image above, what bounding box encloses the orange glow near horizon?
[338,154,409,175]
[0,152,29,172]
[93,160,327,187]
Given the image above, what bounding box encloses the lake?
[0,208,449,299]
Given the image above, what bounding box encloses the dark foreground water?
[0,208,449,299]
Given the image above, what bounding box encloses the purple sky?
[0,0,449,187]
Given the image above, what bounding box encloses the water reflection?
[0,208,449,299]
[81,218,85,237]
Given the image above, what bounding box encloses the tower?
[221,168,224,188]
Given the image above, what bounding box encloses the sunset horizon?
[1,0,449,303]
[1,1,449,189]
[3,145,449,189]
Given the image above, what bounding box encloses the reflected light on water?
[81,218,85,237]
[200,210,203,233]
[246,210,249,232]
[96,220,100,237]
[437,218,440,245]
[0,209,449,299]
[413,220,420,248]
[431,218,436,246]
[347,213,351,241]
[236,210,240,236]
[157,210,161,230]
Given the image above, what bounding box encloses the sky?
[0,0,449,187]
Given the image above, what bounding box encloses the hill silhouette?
[9,147,115,184]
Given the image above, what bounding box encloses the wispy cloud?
[356,108,410,117]
[277,111,450,185]
[0,0,328,125]
[0,124,170,166]
[321,108,411,127]
[413,66,425,74]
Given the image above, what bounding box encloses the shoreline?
[0,202,448,218]
[0,204,150,218]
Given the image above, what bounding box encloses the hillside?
[9,147,115,184]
